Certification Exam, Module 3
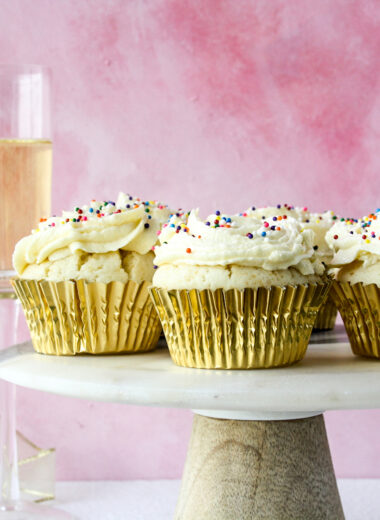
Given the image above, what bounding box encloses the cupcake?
[150,209,330,369]
[246,205,338,330]
[12,193,170,355]
[326,211,380,358]
[302,211,339,330]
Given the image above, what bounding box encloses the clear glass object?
[0,64,52,292]
[17,430,55,503]
[0,66,73,519]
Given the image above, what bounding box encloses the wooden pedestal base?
[175,414,344,520]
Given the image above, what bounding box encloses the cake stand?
[0,325,379,520]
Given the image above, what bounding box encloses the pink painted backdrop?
[1,0,380,479]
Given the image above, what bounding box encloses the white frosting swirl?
[244,205,337,263]
[244,204,307,221]
[154,210,324,275]
[325,212,380,267]
[13,193,170,276]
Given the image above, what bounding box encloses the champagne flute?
[0,65,73,519]
[0,64,52,291]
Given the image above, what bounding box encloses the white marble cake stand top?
[0,326,379,419]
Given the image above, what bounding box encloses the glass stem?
[0,298,21,503]
[0,381,19,502]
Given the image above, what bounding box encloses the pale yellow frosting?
[325,212,380,269]
[245,205,337,263]
[154,210,324,276]
[13,193,170,277]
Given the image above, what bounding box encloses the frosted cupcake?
[12,193,170,355]
[150,210,330,369]
[246,205,338,330]
[326,211,380,358]
[302,211,340,330]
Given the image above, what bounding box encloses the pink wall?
[1,0,380,479]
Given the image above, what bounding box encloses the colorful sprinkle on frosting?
[33,194,169,234]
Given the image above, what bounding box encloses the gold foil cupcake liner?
[330,281,380,358]
[313,296,338,331]
[150,282,331,369]
[12,279,161,355]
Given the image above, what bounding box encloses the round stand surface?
[0,325,372,519]
[0,326,378,416]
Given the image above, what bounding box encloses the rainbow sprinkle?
[34,194,169,233]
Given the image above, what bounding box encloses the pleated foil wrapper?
[12,278,161,355]
[330,281,380,358]
[150,282,331,369]
[313,296,338,331]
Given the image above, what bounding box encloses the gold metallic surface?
[150,282,330,369]
[313,296,338,331]
[12,279,161,355]
[330,281,380,358]
[0,291,17,299]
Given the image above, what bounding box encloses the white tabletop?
[0,325,379,416]
[52,479,380,520]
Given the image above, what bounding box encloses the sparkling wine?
[0,139,52,271]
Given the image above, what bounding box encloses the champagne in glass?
[0,65,52,292]
[0,139,52,272]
